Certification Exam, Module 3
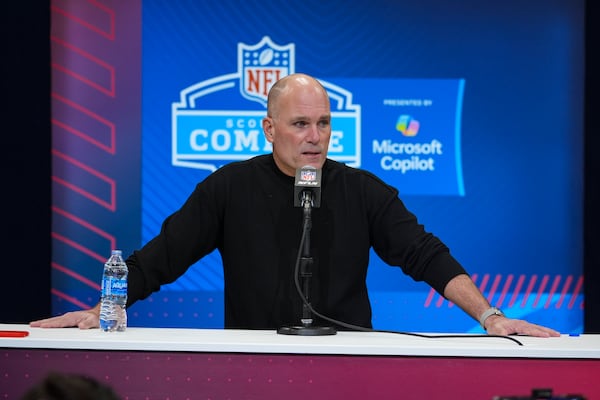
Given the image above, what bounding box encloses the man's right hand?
[29,303,100,329]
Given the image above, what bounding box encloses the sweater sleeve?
[365,173,467,295]
[420,251,467,295]
[125,175,224,307]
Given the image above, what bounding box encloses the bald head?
[267,73,329,119]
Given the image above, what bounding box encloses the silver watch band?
[479,306,504,330]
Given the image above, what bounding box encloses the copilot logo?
[172,36,362,172]
[374,114,444,174]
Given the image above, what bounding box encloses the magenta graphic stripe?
[50,1,115,40]
[509,274,526,307]
[51,288,92,309]
[569,275,584,309]
[51,93,116,153]
[496,274,513,308]
[51,150,116,211]
[51,232,107,264]
[555,275,572,309]
[532,275,549,308]
[52,262,101,291]
[50,36,116,97]
[424,274,584,310]
[545,275,561,309]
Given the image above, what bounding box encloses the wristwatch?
[479,306,504,330]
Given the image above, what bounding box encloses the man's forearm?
[443,273,492,324]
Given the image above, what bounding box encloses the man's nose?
[306,124,320,143]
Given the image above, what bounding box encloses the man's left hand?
[485,315,561,337]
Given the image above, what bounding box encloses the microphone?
[279,164,336,336]
[294,166,321,208]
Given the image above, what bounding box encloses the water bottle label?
[102,276,127,297]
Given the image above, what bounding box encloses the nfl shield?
[238,36,295,107]
[301,170,316,182]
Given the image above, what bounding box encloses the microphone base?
[277,325,337,336]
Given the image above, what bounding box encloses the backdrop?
[50,0,584,333]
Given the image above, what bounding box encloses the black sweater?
[126,154,466,329]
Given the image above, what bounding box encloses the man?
[31,73,559,337]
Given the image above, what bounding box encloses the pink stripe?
[51,148,116,179]
[51,205,115,243]
[532,275,549,308]
[50,36,115,70]
[51,93,116,153]
[555,275,572,309]
[50,36,116,97]
[88,0,116,39]
[487,274,501,304]
[496,274,513,308]
[435,291,445,307]
[544,275,562,309]
[424,288,436,308]
[52,148,117,190]
[52,176,115,211]
[51,232,107,263]
[51,63,115,97]
[478,274,490,296]
[51,288,93,309]
[50,3,115,40]
[52,262,101,291]
[52,118,114,153]
[568,275,584,309]
[51,149,117,211]
[509,275,525,307]
[521,275,537,308]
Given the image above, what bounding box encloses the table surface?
[1,323,598,359]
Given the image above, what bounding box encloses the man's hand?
[30,304,100,329]
[484,315,561,337]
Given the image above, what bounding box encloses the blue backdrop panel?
[51,0,584,334]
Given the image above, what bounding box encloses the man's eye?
[294,121,308,127]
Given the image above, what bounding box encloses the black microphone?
[294,166,321,208]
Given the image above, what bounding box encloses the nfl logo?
[238,36,295,107]
[301,170,316,182]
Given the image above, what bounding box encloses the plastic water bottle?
[99,249,128,332]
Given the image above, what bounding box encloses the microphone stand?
[278,191,337,336]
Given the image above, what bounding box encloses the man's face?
[262,79,331,177]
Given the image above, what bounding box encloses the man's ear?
[263,117,274,143]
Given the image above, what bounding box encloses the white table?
[2,324,599,399]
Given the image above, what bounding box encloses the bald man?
[32,74,559,337]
